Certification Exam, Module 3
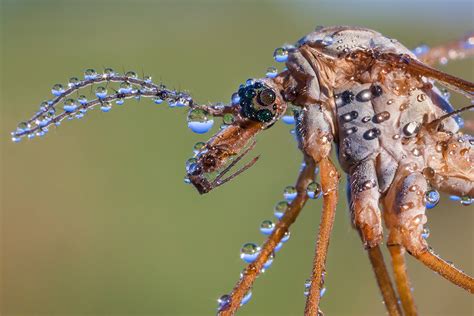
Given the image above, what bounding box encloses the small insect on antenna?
[426,104,474,131]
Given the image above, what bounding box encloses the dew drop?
[403,122,420,137]
[266,66,278,78]
[95,86,107,99]
[231,92,241,106]
[240,243,261,263]
[241,290,252,306]
[373,111,390,123]
[100,101,112,112]
[460,196,473,206]
[274,201,289,219]
[11,136,21,143]
[193,141,206,154]
[125,71,137,79]
[63,99,77,112]
[78,95,88,105]
[153,97,163,105]
[68,77,79,87]
[356,89,372,102]
[223,113,235,125]
[16,122,30,133]
[322,35,334,46]
[116,99,125,105]
[217,294,231,311]
[103,68,115,77]
[363,128,381,140]
[51,84,65,96]
[421,227,430,239]
[187,109,214,134]
[416,94,427,102]
[274,242,284,252]
[341,110,359,122]
[143,75,152,83]
[371,85,383,97]
[263,253,274,270]
[118,82,133,94]
[361,179,376,191]
[260,220,275,235]
[412,148,421,156]
[273,47,288,62]
[307,182,322,199]
[283,185,297,201]
[387,99,394,105]
[281,230,291,243]
[345,127,358,135]
[425,189,440,209]
[84,68,98,80]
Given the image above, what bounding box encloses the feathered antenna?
[11,68,236,142]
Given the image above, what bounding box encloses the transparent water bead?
[424,189,440,209]
[274,201,289,219]
[16,122,30,134]
[321,35,334,46]
[283,185,297,201]
[260,220,275,235]
[265,66,278,78]
[100,102,112,112]
[304,279,326,297]
[187,109,214,134]
[241,290,252,306]
[116,99,125,105]
[11,136,21,143]
[223,113,235,125]
[119,82,133,94]
[68,77,79,87]
[240,243,261,263]
[281,231,290,243]
[51,83,65,96]
[84,68,98,80]
[421,227,430,239]
[103,68,115,77]
[153,97,163,104]
[78,95,88,105]
[263,253,275,270]
[63,99,77,112]
[95,86,107,99]
[274,242,284,252]
[144,75,152,83]
[282,109,295,125]
[231,92,241,106]
[273,47,288,63]
[460,196,473,206]
[217,294,231,311]
[125,71,137,79]
[307,182,322,199]
[193,141,206,154]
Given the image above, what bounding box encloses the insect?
[11,26,474,315]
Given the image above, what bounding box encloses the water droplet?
[341,111,358,122]
[345,127,358,135]
[274,201,289,219]
[460,196,473,206]
[143,75,152,83]
[273,47,288,63]
[341,90,354,104]
[416,94,427,102]
[403,122,420,137]
[51,84,65,96]
[307,182,322,199]
[361,116,371,123]
[63,99,77,112]
[78,95,88,105]
[240,243,261,263]
[283,185,297,201]
[193,141,206,154]
[260,220,275,235]
[231,92,241,106]
[223,113,235,125]
[116,99,125,105]
[84,68,98,80]
[241,290,252,306]
[125,71,137,79]
[373,111,390,123]
[371,85,383,97]
[187,109,214,134]
[153,97,163,105]
[100,101,112,112]
[274,242,284,252]
[449,195,461,201]
[412,148,421,156]
[421,227,430,239]
[16,122,30,133]
[11,136,21,143]
[95,86,107,99]
[322,35,334,46]
[356,89,372,102]
[425,190,440,209]
[360,180,376,191]
[263,253,274,270]
[68,77,79,87]
[119,82,133,94]
[304,279,311,296]
[217,294,231,311]
[266,66,278,78]
[281,231,290,243]
[282,110,295,125]
[363,128,381,140]
[103,68,115,77]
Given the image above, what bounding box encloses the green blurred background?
[1,0,473,315]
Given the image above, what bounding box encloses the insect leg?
[388,244,418,316]
[415,32,474,67]
[384,168,474,294]
[304,157,340,316]
[349,159,402,316]
[218,155,317,315]
[382,52,474,99]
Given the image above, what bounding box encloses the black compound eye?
[257,89,276,106]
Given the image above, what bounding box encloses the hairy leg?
[219,156,316,315]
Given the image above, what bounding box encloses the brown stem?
[368,246,402,316]
[219,157,316,315]
[304,158,340,316]
[414,249,474,293]
[389,245,418,316]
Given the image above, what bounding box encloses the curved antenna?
[11,70,235,142]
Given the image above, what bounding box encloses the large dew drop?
[187,109,214,134]
[274,201,289,219]
[260,220,275,235]
[240,243,261,263]
[273,47,288,63]
[424,189,440,209]
[307,182,322,199]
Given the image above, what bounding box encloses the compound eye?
[257,89,276,106]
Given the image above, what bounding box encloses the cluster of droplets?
[11,68,195,142]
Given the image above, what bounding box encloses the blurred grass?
[1,1,473,315]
